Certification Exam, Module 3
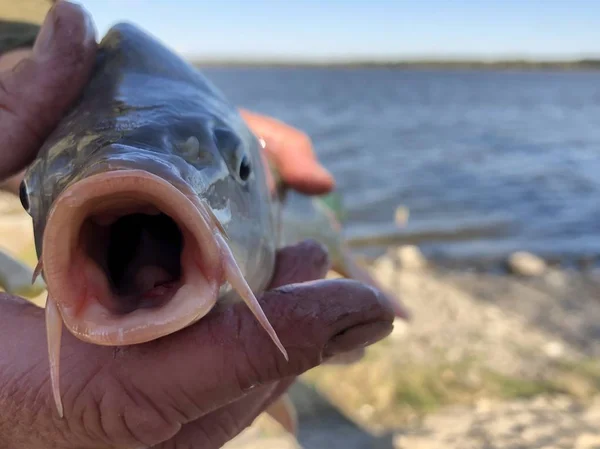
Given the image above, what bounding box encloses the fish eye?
[238,154,252,182]
[19,180,29,212]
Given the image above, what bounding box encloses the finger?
[240,109,335,195]
[0,0,97,180]
[268,240,330,289]
[0,292,41,308]
[0,49,33,72]
[113,279,395,427]
[162,383,279,449]
[268,145,335,194]
[164,377,298,449]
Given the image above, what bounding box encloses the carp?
[15,22,407,435]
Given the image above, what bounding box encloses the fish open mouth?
[40,169,285,348]
[41,169,286,418]
[41,170,222,345]
[88,210,186,314]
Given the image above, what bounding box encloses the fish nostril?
[213,127,242,152]
[238,155,252,181]
[212,126,252,184]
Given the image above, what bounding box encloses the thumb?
[0,0,97,180]
[112,278,395,427]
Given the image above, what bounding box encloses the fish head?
[19,36,282,350]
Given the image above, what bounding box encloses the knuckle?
[233,336,273,391]
[68,363,178,447]
[0,65,47,144]
[297,239,329,262]
[0,75,19,117]
[113,375,181,446]
[230,315,289,390]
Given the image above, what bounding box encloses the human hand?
[0,240,394,449]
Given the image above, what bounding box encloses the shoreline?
[192,60,600,72]
[356,247,600,279]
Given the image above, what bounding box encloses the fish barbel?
[17,22,408,433]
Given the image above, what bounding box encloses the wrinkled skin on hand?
[0,2,394,448]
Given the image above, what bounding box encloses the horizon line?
[181,52,600,64]
[187,57,600,69]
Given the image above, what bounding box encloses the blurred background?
[2,1,600,448]
[77,0,600,270]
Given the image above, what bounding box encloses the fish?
[17,22,408,435]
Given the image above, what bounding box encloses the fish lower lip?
[41,170,223,345]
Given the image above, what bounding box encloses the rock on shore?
[507,251,547,277]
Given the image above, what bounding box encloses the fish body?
[20,21,289,422]
[16,22,406,433]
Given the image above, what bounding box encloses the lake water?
[202,68,600,268]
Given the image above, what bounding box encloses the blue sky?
[77,0,599,61]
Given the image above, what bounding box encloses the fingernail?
[322,321,393,358]
[299,239,330,271]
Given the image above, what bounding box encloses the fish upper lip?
[74,151,195,197]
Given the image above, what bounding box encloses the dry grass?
[0,0,51,24]
[301,345,600,430]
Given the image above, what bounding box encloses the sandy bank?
[227,248,600,448]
